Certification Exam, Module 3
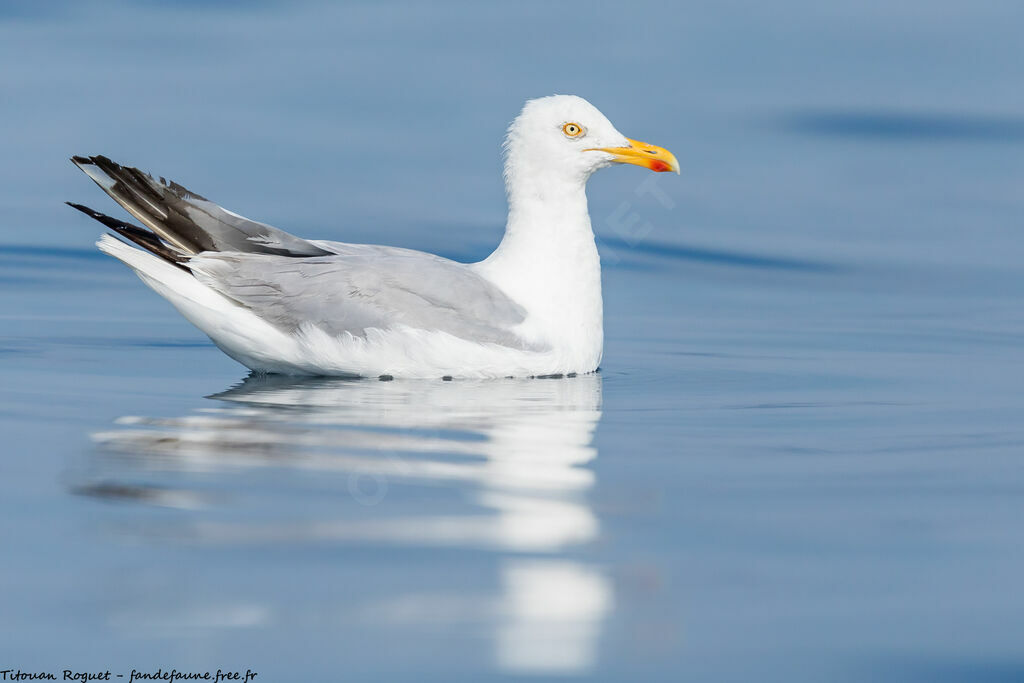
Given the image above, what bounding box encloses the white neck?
[474,165,604,371]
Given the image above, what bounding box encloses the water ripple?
[784,110,1024,142]
[602,237,841,272]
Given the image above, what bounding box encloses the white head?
[503,94,679,195]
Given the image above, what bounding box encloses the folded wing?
[69,155,529,349]
[70,155,331,257]
[189,246,529,347]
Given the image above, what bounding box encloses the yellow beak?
[586,137,680,174]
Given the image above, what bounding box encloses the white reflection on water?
[92,373,602,550]
[365,559,613,674]
[88,373,611,673]
[497,560,614,674]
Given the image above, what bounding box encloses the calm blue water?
[3,2,1024,681]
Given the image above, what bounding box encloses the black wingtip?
[70,155,94,166]
[66,202,114,225]
[65,201,189,269]
[65,201,132,231]
[66,200,95,215]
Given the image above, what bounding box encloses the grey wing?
[189,247,530,348]
[68,156,527,345]
[71,155,331,257]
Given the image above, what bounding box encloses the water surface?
[2,1,1024,681]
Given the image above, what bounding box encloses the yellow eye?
[562,122,584,137]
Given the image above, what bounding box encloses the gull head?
[503,95,679,191]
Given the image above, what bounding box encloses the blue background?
[2,1,1023,681]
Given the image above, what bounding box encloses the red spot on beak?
[649,160,671,173]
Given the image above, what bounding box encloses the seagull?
[68,95,679,379]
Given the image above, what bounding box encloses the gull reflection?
[497,560,614,674]
[87,373,611,673]
[92,373,601,551]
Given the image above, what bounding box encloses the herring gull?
[67,95,679,378]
